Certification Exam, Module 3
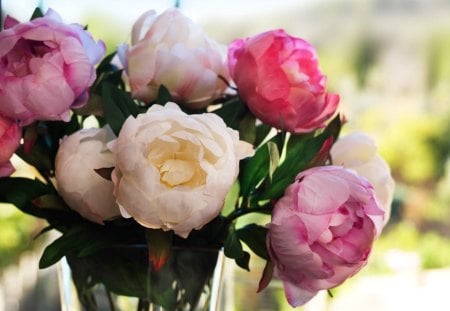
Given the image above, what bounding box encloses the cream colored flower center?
[160,159,195,186]
[146,136,207,188]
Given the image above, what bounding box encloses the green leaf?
[238,113,256,144]
[213,96,247,130]
[236,224,269,260]
[222,182,240,216]
[268,141,280,181]
[223,225,250,270]
[30,8,44,20]
[39,225,116,268]
[32,194,67,210]
[239,133,284,198]
[0,177,51,215]
[101,82,140,136]
[254,123,273,147]
[155,85,172,105]
[258,116,342,201]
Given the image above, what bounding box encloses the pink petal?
[0,161,15,177]
[283,281,318,307]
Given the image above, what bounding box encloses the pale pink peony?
[0,114,21,177]
[228,29,339,133]
[110,102,254,238]
[0,9,105,125]
[118,8,229,109]
[267,166,384,307]
[330,132,395,225]
[55,126,120,224]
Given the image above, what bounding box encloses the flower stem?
[226,205,273,221]
[104,286,116,311]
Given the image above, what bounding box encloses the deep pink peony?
[0,114,21,177]
[0,9,105,125]
[267,165,385,307]
[228,29,339,133]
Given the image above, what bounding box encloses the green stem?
[104,286,116,311]
[226,205,273,221]
[137,299,150,311]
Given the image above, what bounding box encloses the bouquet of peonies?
[0,6,395,310]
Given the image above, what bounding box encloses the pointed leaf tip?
[145,229,172,271]
[257,260,274,293]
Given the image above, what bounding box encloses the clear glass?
[58,246,228,311]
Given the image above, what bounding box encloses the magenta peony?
[228,29,339,133]
[0,9,105,125]
[0,114,21,177]
[267,165,385,307]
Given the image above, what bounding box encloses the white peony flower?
[118,8,229,109]
[55,126,120,224]
[110,102,254,238]
[330,132,395,225]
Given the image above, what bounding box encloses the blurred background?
[1,0,449,310]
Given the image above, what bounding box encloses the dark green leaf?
[155,85,172,105]
[39,225,115,268]
[258,116,342,200]
[223,225,250,270]
[239,133,284,198]
[254,123,273,147]
[213,96,247,130]
[30,8,44,20]
[238,113,256,144]
[96,52,118,76]
[236,224,269,260]
[101,82,140,136]
[32,194,67,210]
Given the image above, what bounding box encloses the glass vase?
[58,245,227,311]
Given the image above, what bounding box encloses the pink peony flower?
[0,9,105,125]
[119,8,229,109]
[267,165,385,307]
[228,29,339,133]
[0,114,21,177]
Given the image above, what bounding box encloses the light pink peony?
[267,166,385,307]
[228,29,339,133]
[0,9,105,125]
[0,114,21,177]
[119,8,229,109]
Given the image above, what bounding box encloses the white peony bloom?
[118,8,229,109]
[330,132,395,225]
[55,126,120,224]
[110,102,254,238]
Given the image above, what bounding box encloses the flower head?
[110,102,253,238]
[267,166,384,306]
[0,9,105,125]
[228,29,339,133]
[119,9,229,109]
